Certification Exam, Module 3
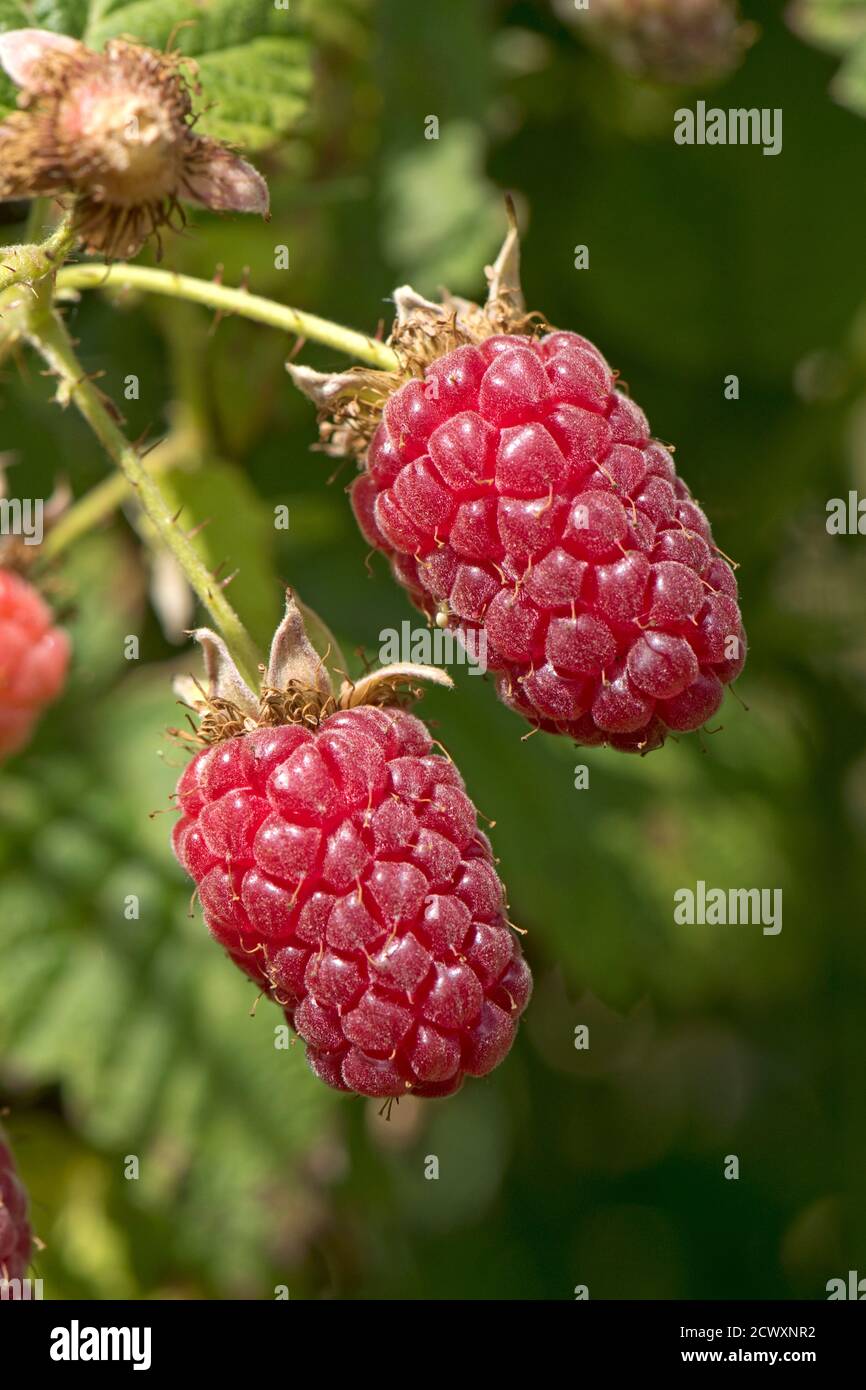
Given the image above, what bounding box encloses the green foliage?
[790,0,866,115]
[382,122,504,293]
[790,0,866,53]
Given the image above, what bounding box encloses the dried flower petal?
[0,30,269,258]
[182,140,270,214]
[0,28,81,88]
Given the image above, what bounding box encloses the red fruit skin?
[172,707,531,1098]
[350,332,745,751]
[0,570,70,760]
[0,1129,33,1291]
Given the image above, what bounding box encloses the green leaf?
[183,36,310,150]
[790,0,866,117]
[382,120,503,295]
[832,33,866,113]
[789,0,866,56]
[0,0,313,148]
[0,674,338,1290]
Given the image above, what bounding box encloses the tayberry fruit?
[171,597,531,1099]
[290,213,746,753]
[0,568,69,760]
[0,1125,33,1290]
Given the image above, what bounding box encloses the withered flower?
[557,0,755,86]
[0,28,269,259]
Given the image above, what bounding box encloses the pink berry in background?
[0,569,70,760]
[0,1125,33,1290]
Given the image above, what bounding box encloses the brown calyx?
[172,591,454,749]
[288,198,552,461]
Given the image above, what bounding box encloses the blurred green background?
[2,0,866,1299]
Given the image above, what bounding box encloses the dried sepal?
[0,29,81,87]
[339,663,454,709]
[294,594,349,683]
[287,200,549,459]
[482,195,524,315]
[182,141,270,215]
[286,363,400,460]
[265,591,334,700]
[286,365,374,413]
[174,594,452,746]
[174,628,260,718]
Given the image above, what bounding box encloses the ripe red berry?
[0,1126,33,1290]
[170,601,531,1099]
[291,222,746,754]
[0,569,69,760]
[174,705,530,1098]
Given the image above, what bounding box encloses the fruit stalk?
[24,303,262,687]
[55,263,400,370]
[36,424,200,566]
[0,212,76,295]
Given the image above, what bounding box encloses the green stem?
[0,215,77,295]
[25,197,55,244]
[25,306,262,687]
[55,263,400,370]
[37,426,200,566]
